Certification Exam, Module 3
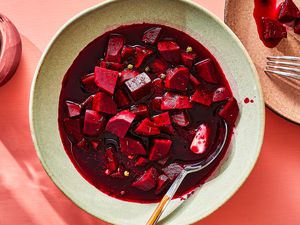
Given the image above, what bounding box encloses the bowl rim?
[29,0,265,224]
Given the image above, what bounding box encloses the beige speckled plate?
[225,0,300,124]
[29,0,265,224]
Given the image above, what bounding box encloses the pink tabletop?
[0,1,300,225]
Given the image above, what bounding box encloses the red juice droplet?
[244,97,250,104]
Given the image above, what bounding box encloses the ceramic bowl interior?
[30,0,265,224]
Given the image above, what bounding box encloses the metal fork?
[265,56,300,80]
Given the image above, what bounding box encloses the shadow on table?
[0,35,107,225]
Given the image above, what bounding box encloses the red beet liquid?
[253,0,280,47]
[58,23,235,203]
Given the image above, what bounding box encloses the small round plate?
[225,0,300,124]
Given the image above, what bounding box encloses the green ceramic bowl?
[30,0,265,224]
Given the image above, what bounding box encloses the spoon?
[146,119,229,225]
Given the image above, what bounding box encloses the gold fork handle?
[146,195,170,225]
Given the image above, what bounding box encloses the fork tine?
[265,69,300,80]
[267,56,300,61]
[267,60,300,67]
[266,65,300,73]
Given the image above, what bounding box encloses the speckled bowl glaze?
[29,0,265,224]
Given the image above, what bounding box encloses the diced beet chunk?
[130,104,149,119]
[120,137,147,156]
[190,124,210,154]
[105,110,136,138]
[135,118,160,136]
[105,146,118,172]
[162,163,183,181]
[125,72,152,100]
[135,157,149,167]
[262,17,287,40]
[132,167,158,191]
[157,157,168,166]
[114,89,131,108]
[105,35,124,63]
[157,41,181,65]
[77,138,89,151]
[94,67,119,95]
[171,111,190,127]
[295,19,300,34]
[181,52,196,68]
[121,45,135,59]
[81,95,94,109]
[155,174,170,195]
[92,92,117,114]
[118,70,139,86]
[100,61,124,71]
[66,101,81,118]
[152,112,174,134]
[83,110,106,136]
[81,73,99,93]
[195,59,218,84]
[134,46,153,68]
[189,74,201,88]
[149,139,172,161]
[161,92,192,110]
[152,78,164,96]
[191,89,213,106]
[151,97,162,111]
[218,97,239,125]
[165,66,189,91]
[63,118,82,140]
[278,0,300,23]
[213,87,231,102]
[142,27,162,44]
[91,141,100,150]
[149,58,168,75]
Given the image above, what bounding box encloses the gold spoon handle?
[146,195,170,225]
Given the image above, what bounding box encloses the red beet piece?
[77,138,89,151]
[92,92,117,114]
[157,40,181,65]
[165,67,189,91]
[151,97,162,111]
[149,139,172,161]
[195,58,218,84]
[135,157,149,167]
[157,157,168,166]
[94,67,119,95]
[83,110,106,136]
[105,35,124,63]
[120,137,147,156]
[152,78,164,96]
[125,72,152,100]
[130,104,149,119]
[105,146,118,172]
[149,58,168,74]
[218,97,239,125]
[142,27,162,44]
[91,141,100,150]
[100,61,124,71]
[66,101,81,118]
[135,118,160,136]
[63,118,82,140]
[132,167,158,191]
[181,52,196,68]
[190,124,210,154]
[189,74,201,88]
[105,110,136,138]
[121,45,135,59]
[161,92,192,110]
[114,89,131,108]
[134,46,153,68]
[278,0,300,23]
[155,174,170,195]
[262,17,287,40]
[191,89,213,106]
[213,87,231,102]
[162,163,183,181]
[118,69,139,86]
[171,111,190,127]
[295,19,300,34]
[152,112,174,134]
[81,73,99,93]
[81,95,94,109]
